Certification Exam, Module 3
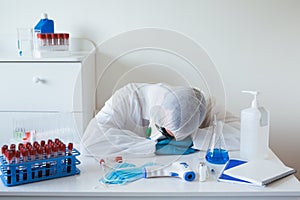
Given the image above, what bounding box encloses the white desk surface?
[1,150,299,200]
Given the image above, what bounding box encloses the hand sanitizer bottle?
[240,91,270,161]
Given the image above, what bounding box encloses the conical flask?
[205,115,229,164]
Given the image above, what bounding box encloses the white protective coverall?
[81,83,240,159]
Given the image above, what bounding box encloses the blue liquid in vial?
[205,148,229,164]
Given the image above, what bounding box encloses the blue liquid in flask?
[205,148,229,164]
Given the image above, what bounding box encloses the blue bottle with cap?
[34,13,54,33]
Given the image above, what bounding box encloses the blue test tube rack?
[0,148,80,187]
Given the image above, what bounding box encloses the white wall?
[1,0,299,178]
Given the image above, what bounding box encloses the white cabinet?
[0,54,95,144]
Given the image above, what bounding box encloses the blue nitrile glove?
[155,137,198,155]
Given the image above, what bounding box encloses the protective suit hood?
[149,85,206,140]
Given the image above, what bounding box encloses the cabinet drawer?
[0,62,82,111]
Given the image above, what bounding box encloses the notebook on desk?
[218,159,296,186]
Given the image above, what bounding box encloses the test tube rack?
[0,148,80,187]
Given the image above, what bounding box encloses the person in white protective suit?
[81,83,240,159]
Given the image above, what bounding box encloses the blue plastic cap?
[183,171,195,181]
[142,168,147,178]
[170,172,179,177]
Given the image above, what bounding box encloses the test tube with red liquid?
[67,143,73,173]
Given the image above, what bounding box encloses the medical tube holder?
[0,148,80,187]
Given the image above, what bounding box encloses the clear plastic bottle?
[240,91,270,160]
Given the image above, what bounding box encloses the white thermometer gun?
[143,161,196,181]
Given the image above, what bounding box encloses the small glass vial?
[198,162,208,182]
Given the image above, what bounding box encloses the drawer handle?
[32,76,45,84]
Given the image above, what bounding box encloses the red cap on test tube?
[15,150,20,164]
[48,139,53,146]
[33,141,39,148]
[115,156,123,163]
[52,144,58,157]
[18,143,24,150]
[46,145,52,159]
[54,138,61,145]
[60,143,66,156]
[26,142,32,149]
[1,145,8,155]
[6,150,14,164]
[10,144,16,151]
[37,33,45,39]
[68,143,73,154]
[63,33,69,39]
[21,148,29,162]
[40,140,46,147]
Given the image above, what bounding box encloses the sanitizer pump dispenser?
[240,91,270,161]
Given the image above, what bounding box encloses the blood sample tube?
[46,33,52,48]
[63,33,69,46]
[37,147,43,160]
[6,150,14,184]
[5,149,14,163]
[10,144,16,163]
[18,143,24,151]
[10,144,16,151]
[54,138,61,145]
[1,145,8,156]
[30,148,36,161]
[68,143,73,155]
[60,143,66,156]
[48,139,53,145]
[45,145,52,177]
[58,33,64,46]
[40,140,46,147]
[52,33,58,46]
[26,142,32,150]
[52,144,58,158]
[15,151,20,182]
[67,143,73,173]
[30,149,37,180]
[21,149,28,181]
[15,150,20,164]
[33,141,39,148]
[21,148,28,162]
[46,145,52,159]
